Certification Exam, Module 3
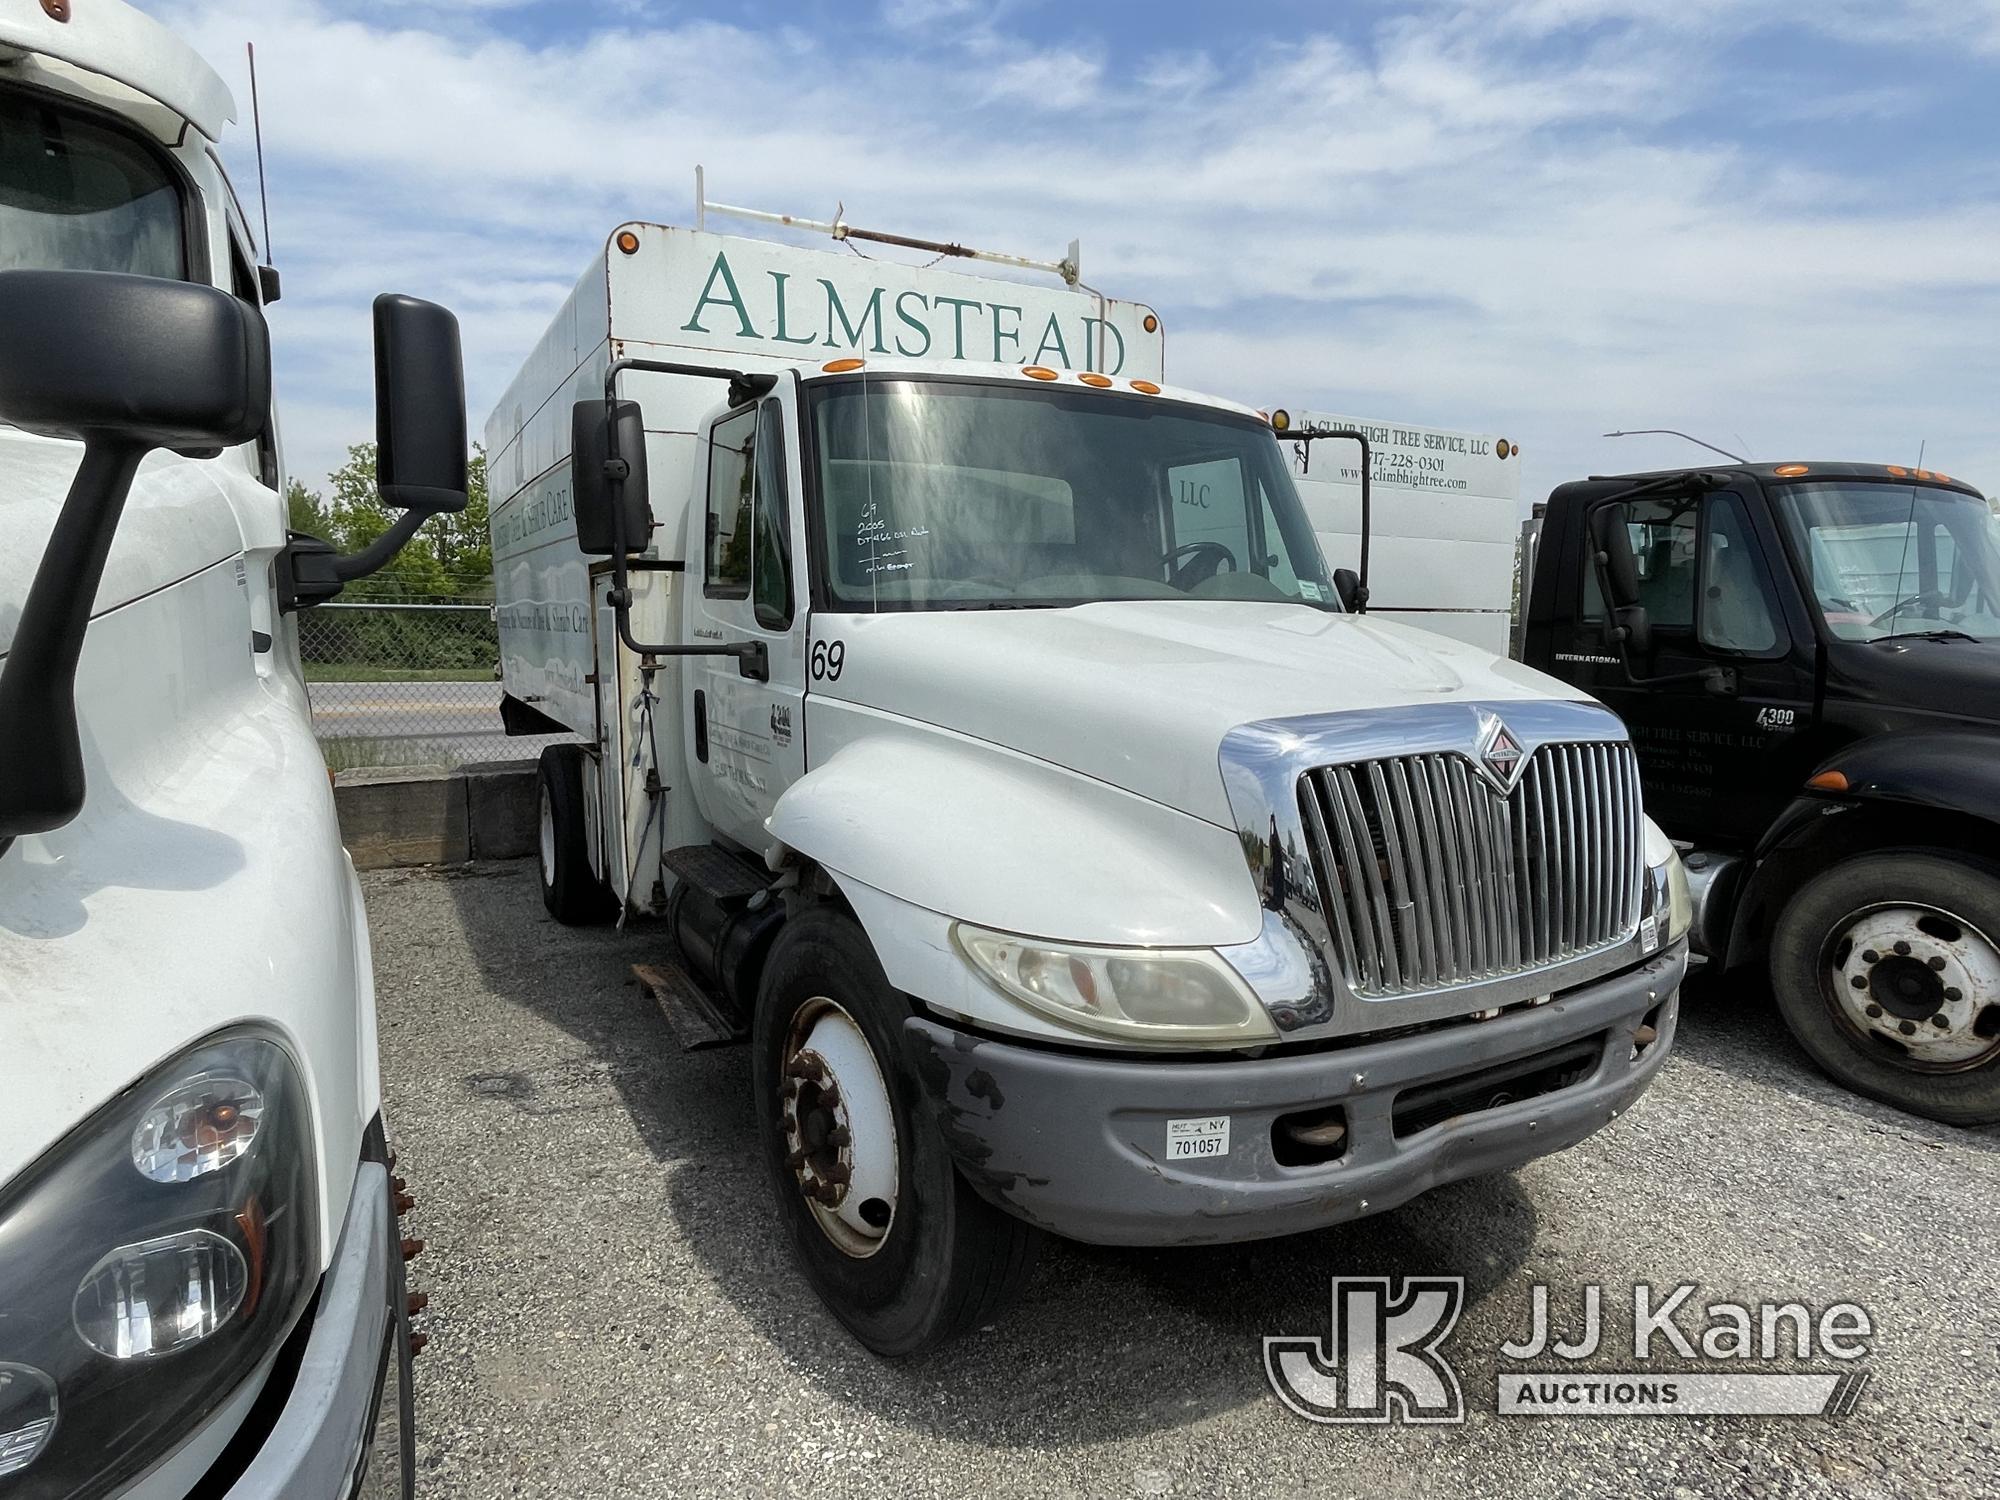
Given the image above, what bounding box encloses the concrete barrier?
[335,761,539,870]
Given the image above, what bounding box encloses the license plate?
[1166,1116,1231,1160]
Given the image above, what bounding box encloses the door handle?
[693,689,708,764]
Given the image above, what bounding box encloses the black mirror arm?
[598,357,778,681]
[1278,427,1371,612]
[278,508,435,611]
[0,439,147,844]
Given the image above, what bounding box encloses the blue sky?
[153,0,2000,500]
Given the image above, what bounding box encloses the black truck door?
[1550,485,1818,846]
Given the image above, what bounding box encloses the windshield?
[0,90,186,278]
[1778,481,2000,642]
[808,378,1337,612]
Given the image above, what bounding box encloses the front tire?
[752,908,1041,1355]
[1770,851,2000,1125]
[537,743,608,924]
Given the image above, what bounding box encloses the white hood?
[0,430,243,656]
[815,599,1589,828]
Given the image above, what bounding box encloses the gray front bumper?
[906,945,1685,1246]
[224,1160,407,1499]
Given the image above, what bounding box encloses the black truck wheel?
[1770,851,2000,1125]
[752,907,1041,1355]
[536,744,608,924]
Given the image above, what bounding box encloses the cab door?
[1557,486,1817,846]
[685,388,808,854]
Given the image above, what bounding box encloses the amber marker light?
[1130,379,1162,394]
[1022,365,1060,380]
[1774,463,1809,477]
[1078,372,1113,388]
[1142,313,1159,333]
[821,357,865,373]
[615,230,641,255]
[1807,770,1849,792]
[1271,409,1291,431]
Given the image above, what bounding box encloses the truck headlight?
[1642,817,1692,945]
[0,1032,319,1497]
[952,924,1279,1045]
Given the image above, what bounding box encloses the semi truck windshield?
[808,378,1337,612]
[1779,482,2000,642]
[0,91,186,279]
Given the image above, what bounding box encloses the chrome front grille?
[1298,741,1644,997]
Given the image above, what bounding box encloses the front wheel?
[752,908,1041,1355]
[1770,851,2000,1125]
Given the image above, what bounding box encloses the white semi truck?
[0,4,469,1494]
[488,213,1693,1355]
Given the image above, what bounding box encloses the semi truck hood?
[815,600,1586,828]
[0,429,242,655]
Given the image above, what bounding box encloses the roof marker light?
[1807,770,1849,792]
[1130,380,1161,395]
[1022,365,1060,381]
[615,231,640,255]
[1886,465,1907,477]
[1271,409,1291,431]
[1077,372,1113,388]
[1774,463,1809,477]
[1142,314,1160,333]
[1496,439,1513,460]
[821,357,865,373]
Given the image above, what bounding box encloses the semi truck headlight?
[1642,817,1692,944]
[952,924,1278,1045]
[0,1032,320,1497]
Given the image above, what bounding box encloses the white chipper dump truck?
[486,205,1692,1355]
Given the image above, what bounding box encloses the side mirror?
[1589,504,1652,657]
[570,399,653,556]
[0,270,271,842]
[1332,566,1369,613]
[257,265,283,305]
[373,293,467,514]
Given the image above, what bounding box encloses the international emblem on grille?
[1479,718,1526,790]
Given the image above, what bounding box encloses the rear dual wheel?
[1771,851,2000,1125]
[537,744,609,924]
[752,908,1041,1355]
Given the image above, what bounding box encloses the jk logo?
[1265,1277,1466,1424]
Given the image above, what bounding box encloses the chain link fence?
[300,599,574,770]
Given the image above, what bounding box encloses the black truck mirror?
[1332,566,1368,613]
[0,270,272,841]
[570,398,653,556]
[373,293,468,514]
[1589,504,1653,657]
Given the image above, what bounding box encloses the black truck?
[1520,461,2000,1124]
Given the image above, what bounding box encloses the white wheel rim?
[779,998,899,1258]
[1826,903,2000,1070]
[538,781,556,886]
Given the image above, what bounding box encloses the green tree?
[319,441,500,600]
[286,478,331,538]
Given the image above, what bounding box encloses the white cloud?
[152,0,2000,501]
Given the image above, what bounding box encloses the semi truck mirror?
[570,399,653,556]
[0,270,272,842]
[372,293,468,514]
[1589,504,1643,608]
[1332,567,1369,613]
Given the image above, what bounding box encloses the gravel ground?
[366,862,2000,1500]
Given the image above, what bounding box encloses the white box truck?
[0,5,468,1494]
[487,212,1693,1355]
[1274,409,1525,655]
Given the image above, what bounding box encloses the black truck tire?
[752,907,1042,1356]
[1770,851,2000,1125]
[536,744,608,925]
